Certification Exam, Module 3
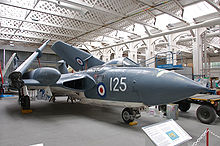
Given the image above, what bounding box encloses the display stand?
[142,119,192,146]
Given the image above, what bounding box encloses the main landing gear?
[18,86,31,112]
[49,96,56,103]
[121,107,142,124]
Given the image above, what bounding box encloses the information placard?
[142,119,192,146]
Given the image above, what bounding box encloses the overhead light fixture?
[31,17,39,21]
[45,0,88,14]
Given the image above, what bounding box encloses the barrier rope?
[210,130,220,139]
[192,129,220,146]
[192,129,207,146]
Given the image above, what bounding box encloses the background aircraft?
[9,40,208,123]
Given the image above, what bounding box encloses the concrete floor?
[0,96,220,146]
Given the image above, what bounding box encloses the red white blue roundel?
[75,57,84,66]
[97,83,106,98]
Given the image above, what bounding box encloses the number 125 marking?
[110,77,127,92]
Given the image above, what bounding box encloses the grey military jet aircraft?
[9,40,208,123]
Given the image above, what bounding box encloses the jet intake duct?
[63,75,95,91]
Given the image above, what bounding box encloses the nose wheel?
[122,107,141,124]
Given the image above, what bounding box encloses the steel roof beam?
[91,17,220,52]
[69,38,111,44]
[204,0,220,13]
[0,1,102,26]
[0,25,74,38]
[0,1,137,36]
[132,0,194,46]
[54,0,158,40]
[41,1,141,35]
[143,26,151,36]
[11,0,40,39]
[163,35,168,42]
[0,37,43,45]
[0,16,86,32]
[173,0,184,16]
[0,31,109,45]
[83,44,91,52]
[0,31,57,41]
[154,6,187,24]
[189,29,195,37]
[139,0,188,24]
[47,0,143,39]
[52,0,158,29]
[0,16,121,40]
[177,31,220,43]
[127,4,156,20]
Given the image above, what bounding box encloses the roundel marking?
[97,82,106,98]
[75,57,84,66]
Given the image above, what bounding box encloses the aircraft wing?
[22,72,96,92]
[23,79,40,85]
[51,41,104,71]
[9,40,50,89]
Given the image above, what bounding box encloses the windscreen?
[104,57,139,67]
[123,58,139,66]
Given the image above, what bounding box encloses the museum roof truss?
[0,0,219,51]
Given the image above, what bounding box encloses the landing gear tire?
[159,105,167,112]
[21,95,30,110]
[122,108,134,124]
[159,105,167,116]
[178,101,191,112]
[196,105,216,124]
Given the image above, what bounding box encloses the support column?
[167,34,179,65]
[202,31,209,77]
[193,28,205,76]
[114,46,120,59]
[167,35,173,65]
[127,43,137,62]
[146,39,155,68]
[102,49,109,62]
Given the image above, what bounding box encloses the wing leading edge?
[23,72,96,92]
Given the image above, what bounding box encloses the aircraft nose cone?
[182,78,208,93]
[156,70,208,102]
[169,71,208,94]
[140,69,208,105]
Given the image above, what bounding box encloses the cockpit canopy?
[104,57,139,67]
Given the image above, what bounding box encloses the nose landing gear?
[121,107,142,124]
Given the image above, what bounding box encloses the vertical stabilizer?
[51,41,104,71]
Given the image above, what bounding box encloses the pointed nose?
[169,71,208,94]
[140,69,208,105]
